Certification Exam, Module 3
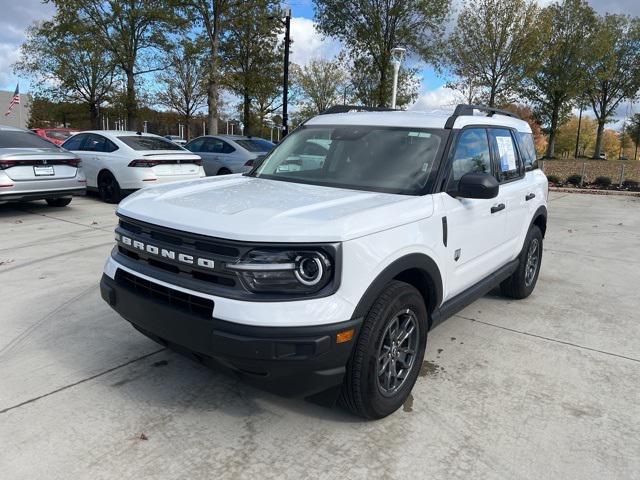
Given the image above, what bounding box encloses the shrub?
[623,180,639,190]
[566,174,582,186]
[546,174,560,184]
[594,176,612,187]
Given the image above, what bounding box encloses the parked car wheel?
[98,171,122,204]
[45,197,72,207]
[501,225,543,299]
[217,168,232,175]
[340,280,427,419]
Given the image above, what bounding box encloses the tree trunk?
[89,101,99,130]
[185,115,191,141]
[545,103,560,159]
[206,4,221,135]
[378,65,387,107]
[593,120,606,159]
[207,78,218,135]
[125,69,136,131]
[243,86,251,136]
[488,85,497,107]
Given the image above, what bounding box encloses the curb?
[549,187,640,197]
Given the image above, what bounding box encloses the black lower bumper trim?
[100,273,361,398]
[0,188,86,202]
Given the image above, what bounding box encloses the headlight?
[227,249,333,294]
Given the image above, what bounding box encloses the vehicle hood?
[117,175,434,242]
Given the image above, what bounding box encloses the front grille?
[116,216,242,290]
[115,269,214,319]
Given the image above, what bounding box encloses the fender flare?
[529,205,548,237]
[352,253,443,319]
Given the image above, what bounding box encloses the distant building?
[0,90,32,129]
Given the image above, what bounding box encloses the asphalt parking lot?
[1,191,639,480]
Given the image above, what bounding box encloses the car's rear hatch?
[0,149,80,181]
[138,152,202,176]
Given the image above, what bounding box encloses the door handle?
[525,193,536,201]
[491,203,505,214]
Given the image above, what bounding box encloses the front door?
[441,127,509,299]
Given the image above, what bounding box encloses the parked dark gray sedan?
[185,135,274,175]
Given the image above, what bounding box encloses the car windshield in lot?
[118,136,184,151]
[235,138,275,152]
[0,131,61,149]
[250,125,447,195]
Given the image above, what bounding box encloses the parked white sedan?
[62,131,204,203]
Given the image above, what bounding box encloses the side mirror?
[455,172,499,199]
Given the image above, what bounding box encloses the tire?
[500,225,543,299]
[217,168,232,175]
[46,197,72,207]
[341,280,428,419]
[98,171,122,204]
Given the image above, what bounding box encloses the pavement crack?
[456,314,640,364]
[0,241,114,274]
[15,206,116,233]
[0,348,166,415]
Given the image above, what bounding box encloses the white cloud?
[408,86,460,112]
[286,17,342,66]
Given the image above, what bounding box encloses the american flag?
[4,84,20,117]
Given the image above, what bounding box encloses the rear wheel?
[217,168,232,175]
[340,280,428,419]
[98,171,122,204]
[501,225,543,299]
[46,197,72,207]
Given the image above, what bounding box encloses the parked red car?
[31,128,80,146]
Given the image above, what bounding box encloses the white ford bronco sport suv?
[100,104,548,419]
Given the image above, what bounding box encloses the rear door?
[487,128,528,254]
[441,127,509,298]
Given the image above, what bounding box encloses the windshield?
[0,131,62,149]
[46,130,76,141]
[119,136,184,151]
[235,138,275,152]
[250,125,447,195]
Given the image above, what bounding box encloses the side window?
[202,138,224,153]
[103,138,118,153]
[516,132,537,168]
[83,134,106,152]
[62,134,86,151]
[221,141,235,154]
[186,138,204,152]
[448,128,491,188]
[488,129,522,182]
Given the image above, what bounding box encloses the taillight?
[193,159,202,166]
[0,160,17,169]
[128,159,160,168]
[244,159,254,167]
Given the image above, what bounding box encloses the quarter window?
[448,128,492,188]
[516,132,537,168]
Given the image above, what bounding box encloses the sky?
[1,0,639,120]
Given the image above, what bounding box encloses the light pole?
[390,47,406,109]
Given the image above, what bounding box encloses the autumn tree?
[444,0,540,107]
[156,39,207,140]
[15,15,115,128]
[524,0,596,158]
[585,15,640,158]
[221,0,282,136]
[314,0,449,108]
[293,57,349,115]
[51,0,181,130]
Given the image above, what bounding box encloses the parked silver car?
[184,135,274,175]
[0,125,86,206]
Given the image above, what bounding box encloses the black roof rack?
[445,104,521,129]
[319,105,397,115]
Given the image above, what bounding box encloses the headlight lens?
[227,249,333,294]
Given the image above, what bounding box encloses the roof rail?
[319,105,397,115]
[445,104,521,129]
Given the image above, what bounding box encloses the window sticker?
[496,135,517,172]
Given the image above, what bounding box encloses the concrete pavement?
[1,192,639,479]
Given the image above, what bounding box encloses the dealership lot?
[1,192,639,480]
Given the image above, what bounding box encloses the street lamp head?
[391,47,406,64]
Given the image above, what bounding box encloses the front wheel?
[340,280,428,419]
[501,225,543,299]
[46,197,72,207]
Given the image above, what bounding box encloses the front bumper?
[100,273,361,398]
